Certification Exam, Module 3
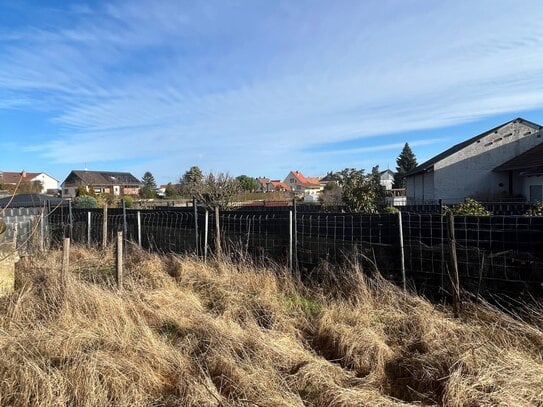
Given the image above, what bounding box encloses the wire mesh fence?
[40,205,543,299]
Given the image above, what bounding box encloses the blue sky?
[1,0,543,184]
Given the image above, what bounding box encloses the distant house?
[379,169,395,190]
[269,180,291,192]
[61,170,142,198]
[283,171,323,199]
[405,118,543,204]
[0,171,58,194]
[256,177,272,192]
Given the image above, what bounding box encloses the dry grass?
[0,246,541,406]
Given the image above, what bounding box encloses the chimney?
[21,170,26,179]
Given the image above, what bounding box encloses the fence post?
[289,210,293,273]
[137,211,142,249]
[214,205,221,257]
[193,197,199,256]
[87,211,92,248]
[62,237,70,287]
[293,198,298,276]
[102,204,108,249]
[116,231,123,290]
[122,198,127,239]
[39,208,45,252]
[446,210,461,317]
[204,210,209,262]
[68,200,73,240]
[398,211,406,291]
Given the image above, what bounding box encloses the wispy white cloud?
[1,0,543,180]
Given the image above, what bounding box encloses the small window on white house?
[529,185,543,202]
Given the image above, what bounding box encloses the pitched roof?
[494,143,543,175]
[291,171,320,187]
[406,118,543,177]
[67,170,141,186]
[270,180,291,191]
[0,171,43,184]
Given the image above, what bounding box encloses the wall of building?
[32,173,58,194]
[406,171,434,202]
[420,120,542,204]
[522,175,543,202]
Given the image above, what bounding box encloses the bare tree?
[193,172,239,210]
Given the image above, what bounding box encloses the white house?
[405,118,543,204]
[379,169,395,190]
[0,171,58,194]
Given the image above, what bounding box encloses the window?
[529,185,542,202]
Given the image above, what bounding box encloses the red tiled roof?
[271,181,291,191]
[291,171,320,187]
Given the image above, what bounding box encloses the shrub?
[451,198,491,216]
[74,195,98,209]
[121,195,133,208]
[525,201,543,216]
[382,205,399,214]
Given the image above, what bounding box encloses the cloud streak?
[1,0,543,180]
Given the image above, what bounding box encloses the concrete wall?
[522,175,543,202]
[409,120,543,204]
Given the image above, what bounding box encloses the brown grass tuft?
[0,246,541,406]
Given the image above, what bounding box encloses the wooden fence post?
[102,204,108,249]
[398,211,406,291]
[214,206,221,258]
[116,231,123,290]
[293,199,298,276]
[446,210,461,317]
[62,237,70,287]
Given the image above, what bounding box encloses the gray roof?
[64,170,141,186]
[494,142,543,175]
[0,193,67,208]
[406,118,542,177]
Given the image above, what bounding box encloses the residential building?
[405,118,543,204]
[379,169,395,190]
[283,171,323,199]
[0,171,58,194]
[61,170,142,198]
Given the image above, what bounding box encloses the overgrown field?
[0,247,542,406]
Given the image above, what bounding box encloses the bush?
[525,201,543,216]
[74,195,98,209]
[451,198,491,216]
[382,205,399,214]
[121,195,133,208]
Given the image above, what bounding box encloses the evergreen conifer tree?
[393,143,418,189]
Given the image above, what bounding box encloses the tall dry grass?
[0,246,541,406]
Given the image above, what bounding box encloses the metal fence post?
[122,198,127,240]
[62,237,70,288]
[68,200,73,240]
[87,211,92,248]
[102,203,108,249]
[39,208,45,252]
[398,211,406,291]
[293,198,298,275]
[289,210,293,273]
[193,197,199,256]
[204,210,209,262]
[214,205,222,257]
[116,231,123,290]
[137,211,142,248]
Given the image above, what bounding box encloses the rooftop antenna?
[84,162,88,171]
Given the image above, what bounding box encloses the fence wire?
[41,206,543,299]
